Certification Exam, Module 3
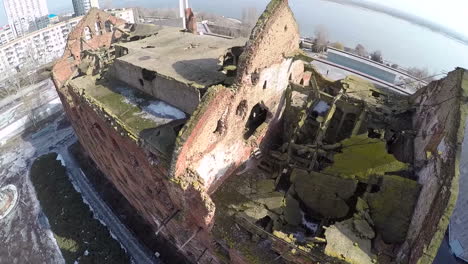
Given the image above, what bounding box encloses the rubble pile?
[213,69,423,264]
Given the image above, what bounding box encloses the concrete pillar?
[179,0,187,30]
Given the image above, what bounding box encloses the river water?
[110,0,468,74]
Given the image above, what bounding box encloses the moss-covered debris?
[291,50,313,63]
[365,175,420,244]
[70,76,183,157]
[86,81,162,133]
[284,194,302,226]
[30,153,129,264]
[211,169,286,263]
[324,218,376,264]
[323,134,408,182]
[291,169,357,218]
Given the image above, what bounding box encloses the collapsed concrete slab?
[51,2,468,264]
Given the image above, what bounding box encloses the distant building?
[3,0,49,37]
[105,8,135,24]
[0,16,81,79]
[327,47,398,84]
[0,25,16,45]
[36,15,50,30]
[48,14,59,24]
[72,0,99,17]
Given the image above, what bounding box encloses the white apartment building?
[0,25,16,46]
[105,8,135,24]
[72,0,100,17]
[3,0,49,37]
[0,17,82,79]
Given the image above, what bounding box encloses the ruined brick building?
[52,1,468,263]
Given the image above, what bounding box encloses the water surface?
[108,0,468,73]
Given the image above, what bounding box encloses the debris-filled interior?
[212,69,424,264]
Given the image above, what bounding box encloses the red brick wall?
[59,87,217,263]
[52,9,126,87]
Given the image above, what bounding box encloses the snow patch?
[114,85,186,123]
[313,101,330,115]
[56,154,66,167]
[301,211,318,233]
[144,101,186,120]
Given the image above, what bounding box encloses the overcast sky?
[0,0,466,39]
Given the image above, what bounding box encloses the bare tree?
[0,76,21,99]
[355,44,368,57]
[331,42,344,50]
[407,67,433,81]
[19,45,41,87]
[313,25,329,53]
[16,47,43,128]
[22,93,41,128]
[370,50,383,63]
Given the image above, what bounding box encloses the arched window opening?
[244,103,269,139]
[94,22,102,35]
[105,21,114,32]
[83,26,92,40]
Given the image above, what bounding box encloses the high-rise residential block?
[3,0,49,37]
[72,0,100,17]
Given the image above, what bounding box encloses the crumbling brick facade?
[52,2,468,264]
[52,2,303,263]
[396,69,468,263]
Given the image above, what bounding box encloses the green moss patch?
[291,50,314,63]
[30,153,129,264]
[70,76,183,158]
[292,170,356,218]
[91,83,159,133]
[97,90,158,133]
[365,175,420,244]
[323,134,408,182]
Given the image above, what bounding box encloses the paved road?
[0,79,52,111]
[0,80,62,145]
[310,58,414,95]
[0,79,58,130]
[58,149,159,264]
